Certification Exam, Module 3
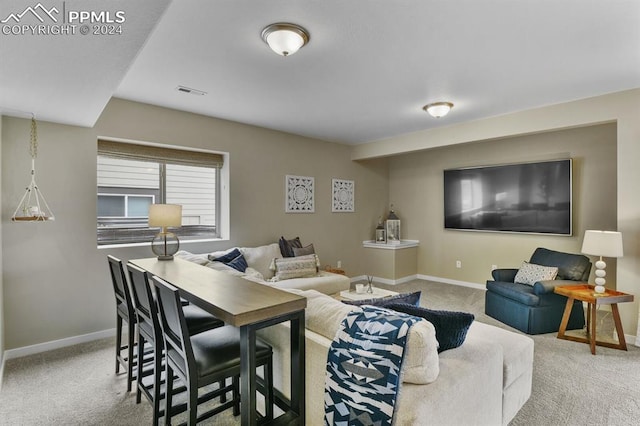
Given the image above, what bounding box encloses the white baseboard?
[417,275,487,290]
[350,274,418,286]
[3,328,116,361]
[0,353,5,392]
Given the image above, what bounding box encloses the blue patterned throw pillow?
[386,303,474,353]
[342,291,421,308]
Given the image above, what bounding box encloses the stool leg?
[135,332,144,403]
[115,315,123,374]
[219,379,226,403]
[127,320,136,392]
[232,375,240,416]
[152,340,162,425]
[188,378,198,425]
[164,364,174,426]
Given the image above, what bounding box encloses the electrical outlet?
[337,260,342,268]
[491,264,498,271]
[456,260,462,268]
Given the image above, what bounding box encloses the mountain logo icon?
[1,3,59,24]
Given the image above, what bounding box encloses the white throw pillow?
[240,243,282,280]
[271,254,319,281]
[285,289,439,384]
[514,261,559,285]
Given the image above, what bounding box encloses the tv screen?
[444,159,572,235]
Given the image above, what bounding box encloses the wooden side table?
[554,284,634,354]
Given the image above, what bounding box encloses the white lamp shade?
[148,204,182,228]
[581,230,623,258]
[423,102,453,118]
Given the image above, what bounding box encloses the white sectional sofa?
[175,242,350,295]
[258,289,534,426]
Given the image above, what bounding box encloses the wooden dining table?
[130,257,307,425]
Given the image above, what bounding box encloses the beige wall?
[2,89,639,351]
[0,114,4,367]
[1,99,388,350]
[388,124,616,282]
[354,89,640,337]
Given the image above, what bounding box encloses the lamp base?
[594,284,606,294]
[151,231,180,260]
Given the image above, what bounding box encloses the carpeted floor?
[1,279,639,425]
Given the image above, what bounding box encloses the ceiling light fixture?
[261,23,310,57]
[423,102,454,118]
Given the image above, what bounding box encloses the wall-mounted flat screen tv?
[444,159,572,235]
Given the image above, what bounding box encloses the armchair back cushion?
[529,247,591,281]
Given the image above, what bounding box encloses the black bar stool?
[152,276,274,425]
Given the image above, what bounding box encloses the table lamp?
[580,230,623,294]
[148,204,182,260]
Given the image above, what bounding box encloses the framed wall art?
[332,178,354,212]
[285,175,315,213]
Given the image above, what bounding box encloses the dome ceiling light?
[423,102,454,118]
[261,23,310,57]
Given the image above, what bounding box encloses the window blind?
[97,140,223,168]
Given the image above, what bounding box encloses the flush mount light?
[423,102,454,118]
[261,23,310,56]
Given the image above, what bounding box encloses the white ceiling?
[2,0,640,145]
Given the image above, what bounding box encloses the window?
[97,140,224,246]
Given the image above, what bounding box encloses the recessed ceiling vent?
[176,85,207,96]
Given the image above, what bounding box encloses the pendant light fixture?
[11,116,55,222]
[261,23,310,56]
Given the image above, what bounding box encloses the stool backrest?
[107,255,135,319]
[152,276,195,375]
[127,263,160,339]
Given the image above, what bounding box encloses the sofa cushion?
[466,321,534,390]
[342,291,421,308]
[279,236,302,258]
[286,289,439,384]
[240,243,282,280]
[386,303,475,353]
[292,243,315,257]
[270,271,350,295]
[486,280,540,306]
[513,261,558,285]
[271,254,318,281]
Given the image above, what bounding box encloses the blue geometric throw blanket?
[324,306,421,426]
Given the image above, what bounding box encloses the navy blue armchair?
[485,247,591,334]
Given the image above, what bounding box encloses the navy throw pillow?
[386,303,474,353]
[225,254,248,272]
[209,248,242,264]
[208,248,248,272]
[342,291,421,308]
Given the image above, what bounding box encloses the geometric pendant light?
[11,116,55,221]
